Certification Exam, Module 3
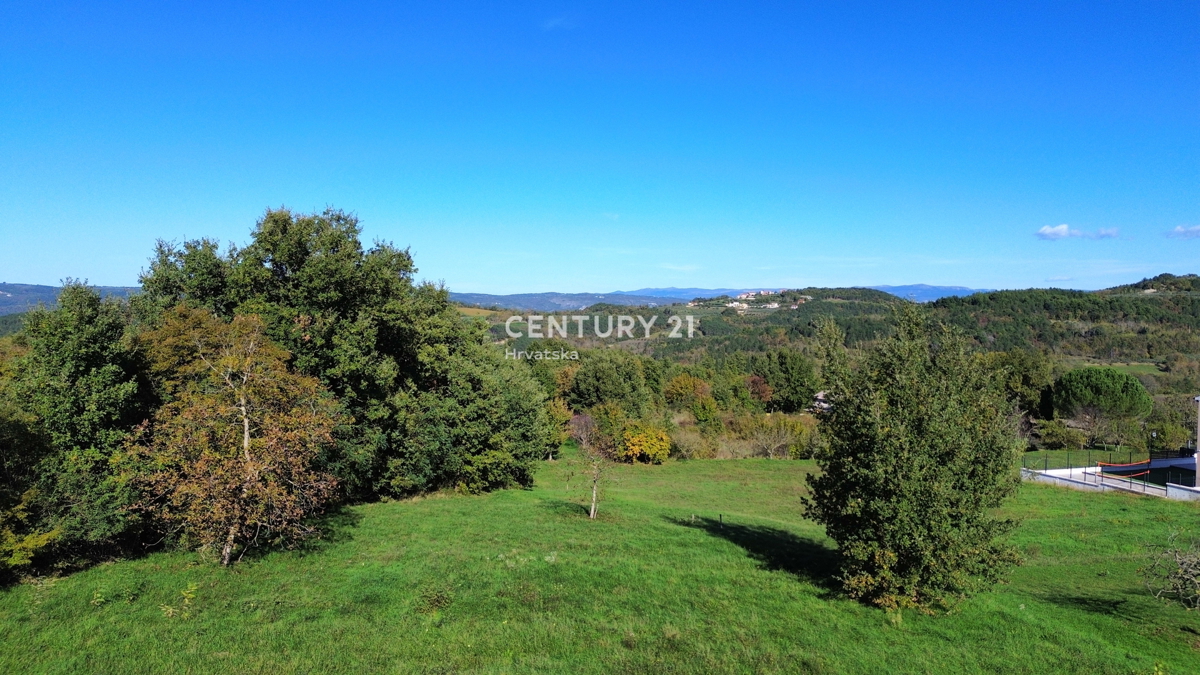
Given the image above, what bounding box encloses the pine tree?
[804,306,1022,611]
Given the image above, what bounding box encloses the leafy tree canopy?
[13,283,153,554]
[1052,367,1153,420]
[138,208,553,499]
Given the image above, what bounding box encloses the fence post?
[1068,451,1072,478]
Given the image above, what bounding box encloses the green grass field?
[2,449,1200,674]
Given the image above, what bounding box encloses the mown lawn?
[2,449,1199,674]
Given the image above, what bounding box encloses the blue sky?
[1,1,1197,293]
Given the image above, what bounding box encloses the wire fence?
[1021,447,1197,490]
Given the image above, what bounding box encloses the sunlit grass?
[2,448,1199,673]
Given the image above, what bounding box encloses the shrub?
[750,349,818,413]
[668,427,715,459]
[690,396,722,434]
[622,423,671,464]
[382,344,557,496]
[1147,422,1189,453]
[730,413,815,459]
[663,373,711,408]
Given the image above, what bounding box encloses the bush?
[730,413,815,459]
[622,423,671,464]
[134,309,342,565]
[690,396,722,434]
[668,427,715,459]
[14,283,153,557]
[750,349,818,413]
[663,373,711,408]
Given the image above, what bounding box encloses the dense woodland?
[1,210,1197,609]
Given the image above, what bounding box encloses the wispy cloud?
[1167,225,1200,240]
[1046,275,1073,282]
[541,16,577,31]
[602,212,620,221]
[1035,224,1119,240]
[1036,224,1078,240]
[660,263,700,272]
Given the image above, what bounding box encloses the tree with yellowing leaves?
[134,308,342,565]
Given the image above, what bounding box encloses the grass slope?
[2,451,1199,674]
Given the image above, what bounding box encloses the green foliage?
[0,490,58,574]
[1053,367,1153,421]
[663,373,711,407]
[566,349,649,415]
[982,350,1056,418]
[749,349,818,413]
[13,283,153,555]
[806,308,1022,611]
[689,395,722,434]
[586,401,628,457]
[0,313,24,339]
[1145,397,1194,452]
[137,208,552,499]
[931,286,1200,360]
[1034,419,1087,450]
[382,344,556,496]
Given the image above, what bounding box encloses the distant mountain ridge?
[612,285,995,302]
[865,284,997,302]
[449,291,681,311]
[610,287,749,300]
[450,284,996,310]
[0,283,139,316]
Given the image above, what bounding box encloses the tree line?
[1,209,558,575]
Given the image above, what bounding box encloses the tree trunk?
[240,393,252,463]
[221,526,237,566]
[589,466,599,520]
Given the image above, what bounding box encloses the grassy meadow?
[2,447,1200,674]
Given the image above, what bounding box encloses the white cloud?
[1167,225,1200,239]
[1046,276,1073,282]
[660,263,700,272]
[1036,224,1079,240]
[1035,224,1119,240]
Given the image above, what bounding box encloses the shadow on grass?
[1042,594,1129,616]
[288,506,365,558]
[668,516,840,589]
[537,498,591,518]
[1039,592,1165,624]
